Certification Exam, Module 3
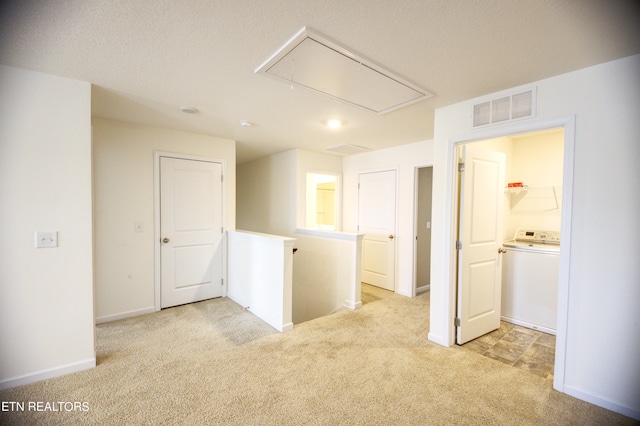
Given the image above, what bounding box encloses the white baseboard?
[281,322,294,333]
[428,332,449,347]
[0,358,96,390]
[564,385,640,420]
[96,306,156,324]
[416,284,430,294]
[344,299,363,310]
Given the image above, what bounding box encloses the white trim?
[416,284,430,294]
[343,299,363,310]
[564,385,640,421]
[154,151,227,311]
[281,322,294,333]
[294,228,362,241]
[0,358,96,390]
[95,306,156,324]
[441,116,576,397]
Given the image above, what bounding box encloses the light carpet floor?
[1,285,634,425]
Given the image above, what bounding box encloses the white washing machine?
[501,229,560,335]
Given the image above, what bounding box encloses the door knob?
[498,247,506,254]
[388,235,394,240]
[162,237,170,243]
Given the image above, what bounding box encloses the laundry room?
[475,127,565,335]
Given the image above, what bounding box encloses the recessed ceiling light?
[179,106,198,114]
[326,119,342,129]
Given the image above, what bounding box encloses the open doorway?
[453,126,568,380]
[414,166,433,296]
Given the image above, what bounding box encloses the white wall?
[237,149,362,323]
[343,140,434,297]
[236,150,296,236]
[292,230,363,323]
[0,66,95,388]
[92,118,236,322]
[228,230,294,332]
[430,55,640,418]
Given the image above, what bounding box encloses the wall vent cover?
[325,144,371,155]
[256,27,433,114]
[472,88,536,128]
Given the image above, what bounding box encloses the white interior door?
[160,157,223,308]
[456,145,505,344]
[358,170,396,291]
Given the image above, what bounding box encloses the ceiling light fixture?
[326,119,342,129]
[179,106,198,114]
[239,120,254,127]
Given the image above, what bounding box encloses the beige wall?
[92,118,236,322]
[0,66,95,387]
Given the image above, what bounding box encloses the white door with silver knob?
[456,145,505,344]
[358,170,397,291]
[160,156,223,308]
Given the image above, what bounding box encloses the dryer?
[501,230,560,335]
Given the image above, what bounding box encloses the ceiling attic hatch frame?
[255,27,433,114]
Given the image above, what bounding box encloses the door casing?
[153,151,227,311]
[443,116,575,393]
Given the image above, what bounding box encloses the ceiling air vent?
[472,88,536,128]
[256,27,433,114]
[325,144,371,155]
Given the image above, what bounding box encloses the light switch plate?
[36,231,58,248]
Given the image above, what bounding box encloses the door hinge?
[458,162,465,172]
[221,174,224,182]
[456,240,462,250]
[455,317,461,327]
[221,226,224,234]
[221,278,224,286]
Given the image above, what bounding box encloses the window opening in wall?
[306,172,340,230]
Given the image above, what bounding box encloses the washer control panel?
[514,229,560,244]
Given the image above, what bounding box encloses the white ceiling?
[1,0,638,164]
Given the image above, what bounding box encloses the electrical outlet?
[35,231,58,248]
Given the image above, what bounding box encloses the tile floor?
[460,321,556,379]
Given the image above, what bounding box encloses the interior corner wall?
[342,140,434,297]
[92,118,236,322]
[236,150,297,235]
[0,65,95,387]
[430,54,640,417]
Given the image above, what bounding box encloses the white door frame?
[153,151,227,311]
[357,168,399,292]
[443,116,575,393]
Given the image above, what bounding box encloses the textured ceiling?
[1,0,638,164]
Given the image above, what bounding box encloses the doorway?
[450,119,574,390]
[154,152,226,310]
[414,166,433,295]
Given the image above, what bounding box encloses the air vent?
[325,144,371,155]
[256,27,433,114]
[472,88,536,128]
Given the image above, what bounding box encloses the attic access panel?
[256,27,433,114]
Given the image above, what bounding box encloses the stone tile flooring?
[460,322,556,379]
